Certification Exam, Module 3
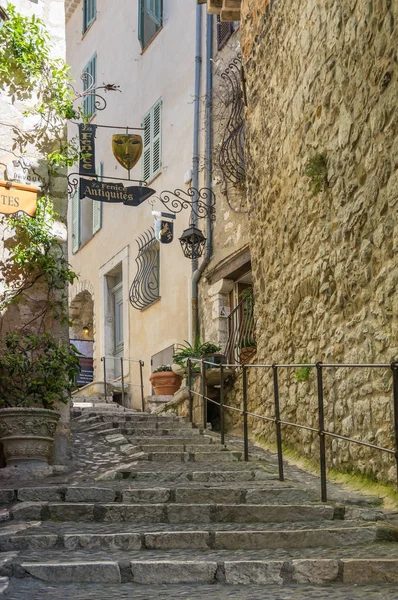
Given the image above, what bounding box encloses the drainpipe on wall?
[191,2,202,274]
[191,12,213,341]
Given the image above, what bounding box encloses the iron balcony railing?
[186,358,398,502]
[224,294,255,364]
[100,356,145,411]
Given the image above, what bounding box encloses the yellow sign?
[0,181,38,216]
[112,134,143,171]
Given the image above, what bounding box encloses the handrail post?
[242,365,249,461]
[220,363,225,446]
[272,364,284,481]
[139,360,145,412]
[201,359,207,430]
[391,361,398,490]
[120,358,125,406]
[316,361,327,502]
[102,357,107,402]
[188,359,193,423]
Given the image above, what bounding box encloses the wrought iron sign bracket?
[149,187,216,221]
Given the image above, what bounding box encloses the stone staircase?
[1,406,398,598]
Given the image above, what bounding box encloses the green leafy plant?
[304,153,328,195]
[173,336,222,368]
[295,361,312,383]
[153,365,173,373]
[0,197,78,327]
[0,332,81,409]
[0,4,83,165]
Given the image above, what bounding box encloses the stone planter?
[149,371,183,396]
[0,407,60,467]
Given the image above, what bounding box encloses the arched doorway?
[69,290,94,388]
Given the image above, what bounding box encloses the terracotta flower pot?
[149,371,183,396]
[0,407,60,467]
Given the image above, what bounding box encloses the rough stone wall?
[238,0,398,481]
[198,25,250,349]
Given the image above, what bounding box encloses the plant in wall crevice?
[304,153,328,196]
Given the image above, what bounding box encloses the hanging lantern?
[179,223,206,259]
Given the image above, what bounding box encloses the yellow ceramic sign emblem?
[112,134,143,171]
[0,181,38,216]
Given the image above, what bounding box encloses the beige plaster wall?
[67,0,201,405]
[236,0,398,481]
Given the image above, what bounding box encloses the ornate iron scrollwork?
[219,54,245,186]
[149,187,216,221]
[68,73,121,117]
[129,228,160,310]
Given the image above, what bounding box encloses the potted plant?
[173,337,223,372]
[238,336,257,364]
[149,365,183,396]
[0,333,80,467]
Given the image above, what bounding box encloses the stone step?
[124,428,202,437]
[145,451,242,463]
[139,444,226,453]
[5,581,398,600]
[0,522,382,552]
[9,548,398,584]
[132,436,214,446]
[10,502,335,523]
[98,469,278,483]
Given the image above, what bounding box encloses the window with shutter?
[83,53,97,118]
[83,0,96,33]
[141,99,162,183]
[217,15,234,51]
[92,162,103,234]
[138,0,162,49]
[71,191,80,254]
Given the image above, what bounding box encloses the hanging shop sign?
[152,211,176,244]
[79,177,155,205]
[112,134,143,170]
[79,123,97,176]
[0,180,38,216]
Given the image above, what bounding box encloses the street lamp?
[179,223,206,259]
[0,6,9,30]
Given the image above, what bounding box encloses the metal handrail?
[186,358,398,502]
[101,356,145,411]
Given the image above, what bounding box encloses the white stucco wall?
[66,0,203,405]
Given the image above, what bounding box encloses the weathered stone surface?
[175,488,242,504]
[291,559,340,583]
[63,533,141,551]
[343,559,398,583]
[11,502,45,521]
[131,561,218,584]
[245,488,313,504]
[0,535,58,551]
[21,561,121,583]
[224,561,284,584]
[65,488,116,503]
[0,490,15,504]
[99,504,166,523]
[144,532,211,550]
[212,504,334,523]
[48,503,94,522]
[167,504,211,524]
[18,488,63,503]
[122,488,171,504]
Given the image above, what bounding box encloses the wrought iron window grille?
[217,15,234,51]
[129,228,160,310]
[219,54,245,186]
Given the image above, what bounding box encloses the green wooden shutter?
[152,99,162,177]
[71,192,80,254]
[83,53,97,117]
[142,110,152,182]
[83,0,96,32]
[138,0,143,48]
[142,99,162,182]
[147,0,162,27]
[92,162,103,234]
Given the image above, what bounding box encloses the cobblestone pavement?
[3,581,398,599]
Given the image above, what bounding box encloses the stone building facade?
[200,0,398,482]
[0,0,70,464]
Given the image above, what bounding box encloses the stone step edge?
[12,557,398,585]
[0,525,382,552]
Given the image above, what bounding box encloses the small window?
[138,0,162,50]
[129,228,160,310]
[142,99,162,182]
[82,53,97,119]
[83,0,96,33]
[217,15,234,51]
